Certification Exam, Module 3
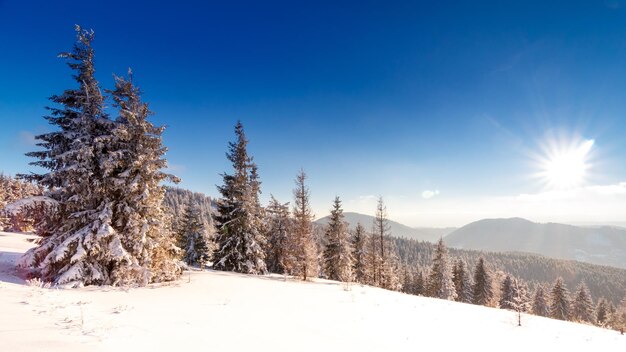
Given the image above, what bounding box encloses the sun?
[537,138,594,190]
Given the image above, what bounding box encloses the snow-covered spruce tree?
[607,297,626,331]
[426,238,456,300]
[596,298,610,327]
[401,265,411,293]
[213,122,267,274]
[17,26,135,286]
[499,275,514,310]
[285,169,318,280]
[351,222,368,284]
[549,277,571,321]
[532,284,550,317]
[366,231,380,286]
[510,278,530,326]
[265,195,291,274]
[413,270,425,296]
[322,196,354,282]
[105,73,183,284]
[381,239,402,291]
[452,259,472,303]
[572,282,595,324]
[371,197,389,286]
[177,202,213,268]
[472,257,493,306]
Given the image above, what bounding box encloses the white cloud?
[422,190,440,199]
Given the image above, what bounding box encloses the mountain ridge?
[444,217,626,269]
[314,212,455,242]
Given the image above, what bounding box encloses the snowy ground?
[0,231,623,352]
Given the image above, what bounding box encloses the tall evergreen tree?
[452,259,472,303]
[105,72,182,284]
[351,222,368,284]
[532,285,550,317]
[472,257,493,306]
[371,197,389,286]
[285,169,318,280]
[499,275,514,310]
[401,264,414,294]
[366,232,380,286]
[17,26,176,286]
[596,298,610,327]
[265,195,291,274]
[549,277,571,321]
[572,282,595,324]
[427,238,456,300]
[510,278,531,326]
[322,197,353,282]
[212,122,266,274]
[413,270,425,296]
[178,202,213,268]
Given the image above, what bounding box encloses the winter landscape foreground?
[0,231,623,352]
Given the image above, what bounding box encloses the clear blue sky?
[1,0,626,226]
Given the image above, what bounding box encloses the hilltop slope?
[0,232,623,351]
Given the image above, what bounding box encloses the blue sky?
[2,1,626,226]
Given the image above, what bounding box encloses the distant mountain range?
[444,217,626,269]
[314,212,455,242]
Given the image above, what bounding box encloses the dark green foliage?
[472,257,493,306]
[265,196,291,274]
[452,259,472,303]
[178,203,211,268]
[426,238,456,300]
[212,122,266,274]
[322,197,353,282]
[549,278,570,321]
[572,282,595,323]
[596,298,609,326]
[532,285,550,317]
[499,275,514,310]
[351,223,368,284]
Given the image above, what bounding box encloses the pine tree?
[532,285,550,317]
[212,122,267,274]
[381,239,402,291]
[178,203,213,268]
[596,298,610,327]
[426,238,456,300]
[401,264,414,294]
[371,197,389,286]
[472,257,493,306]
[351,222,368,284]
[452,259,472,303]
[105,72,183,284]
[285,169,318,280]
[499,275,514,310]
[510,278,531,326]
[549,277,571,321]
[17,26,146,286]
[413,270,425,296]
[265,195,291,274]
[322,197,353,282]
[572,282,595,324]
[366,232,380,286]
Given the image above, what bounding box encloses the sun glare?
[538,138,594,190]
